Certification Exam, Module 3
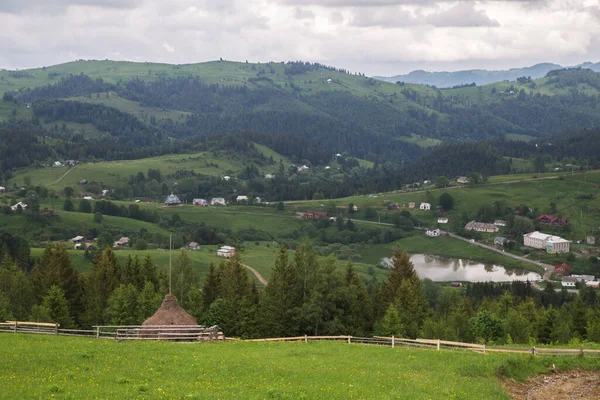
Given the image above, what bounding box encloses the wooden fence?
[2,322,600,357]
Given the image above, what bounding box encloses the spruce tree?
[106,284,139,325]
[84,247,119,326]
[41,285,74,328]
[202,263,219,311]
[137,281,161,322]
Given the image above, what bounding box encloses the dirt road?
[242,264,268,286]
[46,167,74,187]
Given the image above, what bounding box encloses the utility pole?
[169,234,172,294]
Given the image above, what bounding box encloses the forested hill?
[3,60,600,172]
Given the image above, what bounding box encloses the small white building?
[83,196,94,201]
[562,276,577,287]
[193,198,208,206]
[265,174,274,179]
[236,195,249,202]
[53,161,63,168]
[325,166,331,170]
[419,202,431,211]
[10,202,27,211]
[0,186,5,193]
[437,217,448,224]
[70,236,84,243]
[211,197,226,206]
[494,220,507,227]
[101,189,109,196]
[217,246,236,258]
[223,176,231,181]
[255,197,262,204]
[114,237,129,247]
[457,176,469,184]
[297,165,309,172]
[425,228,440,237]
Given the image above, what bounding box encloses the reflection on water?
[408,254,540,282]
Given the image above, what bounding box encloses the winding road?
[242,263,268,286]
[45,167,74,187]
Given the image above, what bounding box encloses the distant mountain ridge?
[375,62,600,88]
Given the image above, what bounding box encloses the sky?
[1,0,599,76]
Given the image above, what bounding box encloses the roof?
[212,197,225,202]
[562,277,578,283]
[165,193,181,204]
[524,231,567,242]
[189,242,199,247]
[70,236,84,242]
[220,246,236,250]
[141,293,197,327]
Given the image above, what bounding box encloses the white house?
[297,165,309,172]
[83,196,94,201]
[53,161,63,167]
[419,202,431,211]
[494,220,507,227]
[70,235,84,243]
[10,202,27,211]
[325,166,331,170]
[425,228,440,237]
[562,277,577,287]
[457,176,469,184]
[222,176,231,181]
[236,195,249,202]
[255,197,262,204]
[523,231,570,254]
[335,153,342,158]
[193,198,208,206]
[327,78,333,83]
[437,217,448,224]
[0,186,5,193]
[114,237,129,247]
[265,174,274,179]
[101,189,109,196]
[211,197,227,206]
[217,246,236,258]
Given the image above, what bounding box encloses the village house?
[188,242,200,251]
[562,276,578,287]
[408,202,415,209]
[538,214,568,227]
[83,196,94,201]
[587,236,596,245]
[457,176,469,184]
[10,202,27,211]
[465,221,499,233]
[352,205,358,212]
[164,193,181,206]
[41,208,55,216]
[571,274,595,283]
[419,202,431,211]
[236,195,249,202]
[70,235,84,244]
[101,189,109,197]
[114,237,129,248]
[217,246,236,258]
[425,228,440,237]
[554,263,572,276]
[587,281,600,288]
[53,161,63,167]
[297,165,310,172]
[437,217,449,224]
[193,198,208,206]
[494,220,507,227]
[388,203,400,211]
[77,179,88,185]
[264,174,274,179]
[74,242,93,250]
[523,231,570,254]
[255,197,262,204]
[303,210,329,219]
[0,186,5,193]
[222,176,231,181]
[211,197,226,206]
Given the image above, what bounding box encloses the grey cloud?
[0,0,142,13]
[351,7,417,27]
[294,7,315,19]
[425,3,500,27]
[280,0,548,7]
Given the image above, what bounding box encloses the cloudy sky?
[1,0,599,75]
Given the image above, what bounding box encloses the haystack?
[142,293,198,326]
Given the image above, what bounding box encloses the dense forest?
[1,240,599,345]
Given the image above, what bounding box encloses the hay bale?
[139,293,197,339]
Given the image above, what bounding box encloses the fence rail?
[2,321,600,357]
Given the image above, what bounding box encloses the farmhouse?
[236,195,248,202]
[587,236,596,245]
[188,242,200,251]
[193,198,208,206]
[562,276,577,287]
[465,221,499,233]
[222,176,231,181]
[408,202,415,209]
[10,202,27,211]
[74,242,93,250]
[554,263,572,276]
[425,228,440,237]
[101,189,109,196]
[437,217,448,224]
[494,220,507,227]
[77,179,88,185]
[114,237,129,248]
[388,203,400,211]
[523,231,570,254]
[53,161,63,167]
[303,210,328,219]
[264,174,274,179]
[457,176,469,184]
[70,235,84,243]
[255,197,262,204]
[217,246,236,258]
[211,197,226,206]
[164,193,181,206]
[419,202,431,211]
[0,186,5,193]
[297,165,309,172]
[587,281,600,288]
[83,196,94,201]
[538,214,568,227]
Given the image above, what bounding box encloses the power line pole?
[169,234,172,294]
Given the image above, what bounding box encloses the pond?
[407,254,541,282]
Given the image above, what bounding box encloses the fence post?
[14,321,17,333]
[347,336,351,344]
[54,322,59,335]
[483,344,486,355]
[96,326,100,339]
[392,335,395,349]
[531,347,536,356]
[304,334,307,343]
[437,339,441,351]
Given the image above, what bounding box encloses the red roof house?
[538,214,568,227]
[554,263,572,276]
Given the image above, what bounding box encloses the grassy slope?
[9,149,291,191]
[1,335,599,399]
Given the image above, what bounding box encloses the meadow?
[1,334,598,399]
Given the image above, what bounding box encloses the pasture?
[1,334,598,399]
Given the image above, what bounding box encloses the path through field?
[242,263,268,286]
[45,167,74,187]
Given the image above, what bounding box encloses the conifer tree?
[202,263,219,311]
[84,246,119,326]
[41,285,74,328]
[137,281,162,322]
[380,304,402,336]
[107,284,139,325]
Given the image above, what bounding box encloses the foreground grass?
[2,335,598,399]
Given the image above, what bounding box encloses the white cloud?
[0,0,599,76]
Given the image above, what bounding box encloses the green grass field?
[1,334,598,399]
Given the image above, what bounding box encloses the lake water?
[408,254,541,282]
